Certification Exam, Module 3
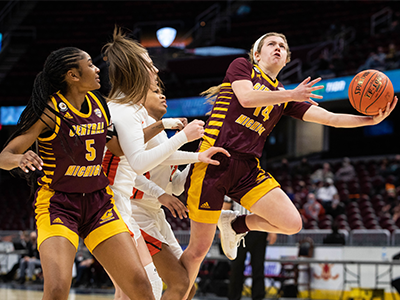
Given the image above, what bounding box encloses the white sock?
[144,262,163,300]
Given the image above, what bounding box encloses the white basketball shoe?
[217,210,247,260]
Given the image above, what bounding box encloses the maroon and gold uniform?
[185,58,312,223]
[35,91,128,252]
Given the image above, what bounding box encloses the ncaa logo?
[254,67,261,73]
[94,108,102,118]
[58,102,68,112]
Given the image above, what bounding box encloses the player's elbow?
[238,95,254,108]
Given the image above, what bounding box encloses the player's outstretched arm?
[232,77,323,108]
[303,96,398,128]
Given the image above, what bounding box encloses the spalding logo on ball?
[348,69,394,115]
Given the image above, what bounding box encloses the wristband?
[162,118,183,129]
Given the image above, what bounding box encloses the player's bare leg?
[152,243,195,300]
[247,187,302,234]
[93,232,155,300]
[108,234,162,300]
[180,221,216,299]
[40,237,76,300]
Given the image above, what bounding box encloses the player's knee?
[45,283,69,300]
[186,244,209,262]
[284,214,303,235]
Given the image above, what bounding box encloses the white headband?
[253,34,267,62]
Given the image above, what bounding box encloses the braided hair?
[5,47,85,194]
[6,47,85,146]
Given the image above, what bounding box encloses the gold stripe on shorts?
[84,186,129,252]
[35,185,79,251]
[186,162,221,224]
[240,175,280,211]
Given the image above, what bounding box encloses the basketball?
[348,69,394,115]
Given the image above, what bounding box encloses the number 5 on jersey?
[85,139,96,161]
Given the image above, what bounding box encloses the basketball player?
[101,27,229,300]
[0,47,156,299]
[179,32,398,297]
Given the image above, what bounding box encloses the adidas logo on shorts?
[52,217,64,224]
[200,202,211,209]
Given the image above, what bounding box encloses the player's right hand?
[19,150,43,173]
[182,119,205,142]
[198,147,231,165]
[172,117,187,130]
[292,77,323,105]
[158,193,189,219]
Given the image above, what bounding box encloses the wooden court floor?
[0,283,235,300]
[0,284,114,300]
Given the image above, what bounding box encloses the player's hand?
[268,233,277,245]
[19,150,43,173]
[162,118,185,130]
[158,193,189,219]
[292,77,323,105]
[182,119,205,142]
[175,118,188,129]
[372,96,398,124]
[198,147,231,165]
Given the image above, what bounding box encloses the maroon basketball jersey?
[203,57,311,158]
[37,91,110,193]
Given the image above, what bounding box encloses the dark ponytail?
[4,47,85,194]
[5,47,85,146]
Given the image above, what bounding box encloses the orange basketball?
[348,69,394,115]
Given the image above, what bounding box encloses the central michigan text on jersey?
[202,57,311,158]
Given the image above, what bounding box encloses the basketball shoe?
[217,210,247,260]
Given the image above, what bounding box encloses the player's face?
[75,51,101,91]
[142,53,159,86]
[256,36,288,72]
[144,85,167,120]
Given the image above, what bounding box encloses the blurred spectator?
[379,158,391,178]
[278,158,291,177]
[295,158,313,177]
[303,192,325,221]
[73,254,96,288]
[311,162,335,184]
[335,157,356,182]
[315,50,336,79]
[13,231,30,250]
[72,244,111,288]
[385,43,400,70]
[18,231,41,284]
[382,188,398,215]
[285,186,296,202]
[330,53,345,77]
[357,46,387,72]
[326,198,345,219]
[1,231,30,282]
[316,178,339,210]
[323,222,345,245]
[388,155,400,185]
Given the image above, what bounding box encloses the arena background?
[1,1,400,299]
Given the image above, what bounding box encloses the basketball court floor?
[0,283,300,300]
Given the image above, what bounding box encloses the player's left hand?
[198,147,231,165]
[158,193,189,219]
[372,96,398,124]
